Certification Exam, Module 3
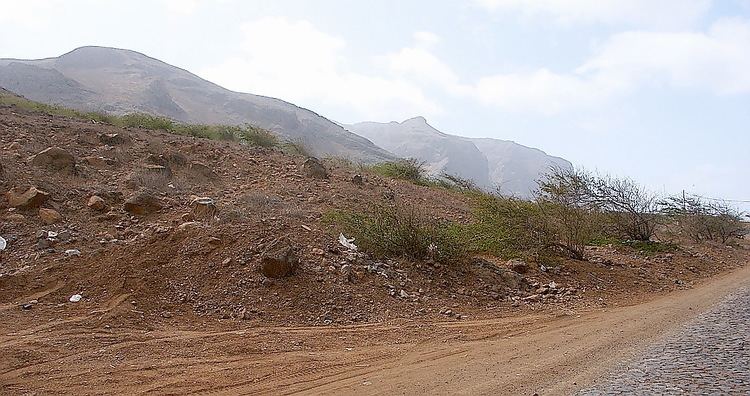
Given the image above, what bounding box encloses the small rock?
[507,259,529,274]
[123,191,163,215]
[98,133,125,145]
[260,244,299,278]
[189,161,217,179]
[190,197,217,220]
[351,174,364,186]
[177,221,200,231]
[83,156,111,168]
[311,248,325,256]
[69,294,83,303]
[30,147,76,173]
[87,196,107,211]
[65,249,81,257]
[6,186,50,209]
[399,290,409,298]
[5,213,26,222]
[302,157,328,179]
[39,208,62,224]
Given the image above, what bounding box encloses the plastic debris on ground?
[69,294,82,303]
[0,236,6,251]
[338,233,358,251]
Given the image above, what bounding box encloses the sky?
[1,0,749,209]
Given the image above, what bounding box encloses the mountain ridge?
[347,118,572,197]
[0,46,395,163]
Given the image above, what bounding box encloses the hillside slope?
[347,117,572,197]
[0,46,394,163]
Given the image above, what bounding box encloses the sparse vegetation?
[0,91,279,148]
[369,158,428,184]
[324,202,467,264]
[536,167,604,259]
[660,194,747,244]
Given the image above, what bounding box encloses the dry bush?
[325,202,467,264]
[660,194,747,243]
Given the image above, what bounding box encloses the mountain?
[346,117,572,197]
[0,46,394,163]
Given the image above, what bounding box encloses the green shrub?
[369,158,427,184]
[462,193,546,258]
[237,125,279,147]
[324,203,467,264]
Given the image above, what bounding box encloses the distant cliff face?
[347,118,572,197]
[0,46,394,163]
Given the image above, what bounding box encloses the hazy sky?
[1,0,749,207]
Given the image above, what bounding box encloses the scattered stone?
[351,174,364,186]
[5,213,26,222]
[311,248,325,256]
[190,197,217,220]
[7,187,50,209]
[65,249,81,257]
[302,157,327,179]
[39,208,62,224]
[30,147,76,173]
[69,294,82,303]
[260,244,299,278]
[87,195,107,211]
[142,164,172,179]
[98,133,125,145]
[189,161,217,179]
[399,290,410,299]
[508,259,530,274]
[123,191,162,215]
[177,221,200,231]
[83,156,111,168]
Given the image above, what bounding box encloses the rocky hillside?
[346,117,572,197]
[0,46,394,163]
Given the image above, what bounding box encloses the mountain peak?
[402,116,428,125]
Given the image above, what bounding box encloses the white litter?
[69,294,82,303]
[338,233,357,251]
[47,231,58,238]
[65,249,81,257]
[0,236,6,251]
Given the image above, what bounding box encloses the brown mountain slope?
[0,46,394,163]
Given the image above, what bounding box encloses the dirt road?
[1,263,748,395]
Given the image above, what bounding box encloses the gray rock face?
[346,117,572,197]
[0,46,394,164]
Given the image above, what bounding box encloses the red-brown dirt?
[0,103,747,395]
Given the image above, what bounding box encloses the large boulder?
[260,245,299,278]
[123,191,162,215]
[30,147,76,173]
[6,187,50,209]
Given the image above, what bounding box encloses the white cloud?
[471,18,750,114]
[413,31,441,48]
[473,70,612,115]
[579,18,750,94]
[472,0,712,28]
[162,0,200,15]
[0,0,65,28]
[200,17,440,121]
